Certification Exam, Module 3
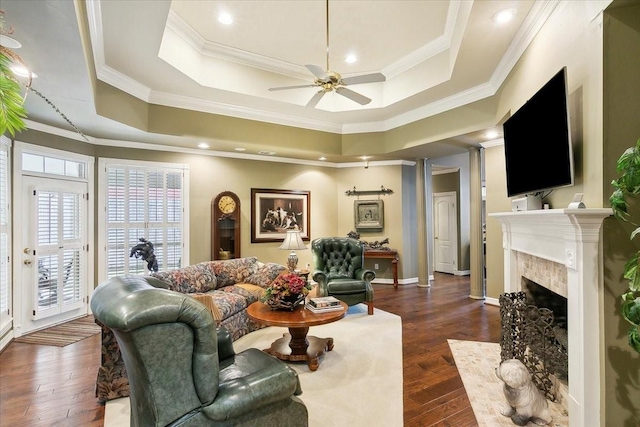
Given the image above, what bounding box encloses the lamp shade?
[279,230,307,251]
[279,230,307,271]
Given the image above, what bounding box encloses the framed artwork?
[354,200,384,232]
[251,188,311,243]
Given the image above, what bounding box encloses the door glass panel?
[38,191,59,245]
[22,153,44,173]
[37,254,58,312]
[63,192,81,240]
[44,157,65,175]
[62,249,81,304]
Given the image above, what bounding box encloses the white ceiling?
[2,0,557,162]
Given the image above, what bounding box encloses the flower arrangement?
[261,273,312,310]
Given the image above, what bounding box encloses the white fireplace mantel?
[489,208,612,427]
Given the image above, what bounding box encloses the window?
[0,137,11,330]
[98,160,189,280]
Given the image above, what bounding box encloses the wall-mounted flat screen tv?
[502,67,573,198]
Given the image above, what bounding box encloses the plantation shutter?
[0,138,10,325]
[104,164,185,278]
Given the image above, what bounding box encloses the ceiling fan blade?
[268,84,318,91]
[306,90,326,108]
[340,73,386,86]
[335,87,371,105]
[305,64,329,81]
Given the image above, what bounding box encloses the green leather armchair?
[311,237,375,315]
[91,275,308,427]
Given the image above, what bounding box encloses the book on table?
[308,296,341,308]
[305,303,344,313]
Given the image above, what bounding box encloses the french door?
[20,177,89,332]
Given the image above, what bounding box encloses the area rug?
[448,339,569,427]
[105,304,403,427]
[13,315,100,347]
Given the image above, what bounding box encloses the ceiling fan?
[268,0,386,108]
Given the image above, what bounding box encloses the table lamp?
[279,229,307,271]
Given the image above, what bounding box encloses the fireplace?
[490,208,611,427]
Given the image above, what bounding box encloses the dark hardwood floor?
[0,272,500,426]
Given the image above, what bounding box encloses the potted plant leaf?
[610,137,640,353]
[0,9,28,136]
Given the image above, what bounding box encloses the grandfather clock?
[211,191,241,260]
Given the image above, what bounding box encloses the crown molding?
[166,10,311,81]
[86,0,557,136]
[342,80,497,134]
[480,138,504,148]
[148,91,344,134]
[23,120,414,169]
[489,0,560,89]
[432,167,460,175]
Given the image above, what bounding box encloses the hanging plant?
[0,9,29,136]
[610,137,640,353]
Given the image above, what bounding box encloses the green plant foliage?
[0,50,27,136]
[611,138,640,354]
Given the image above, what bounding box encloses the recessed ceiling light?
[10,65,37,78]
[345,54,357,64]
[218,12,233,25]
[234,147,246,151]
[258,151,276,156]
[484,131,500,139]
[493,9,516,24]
[198,142,209,149]
[319,156,327,161]
[0,35,22,49]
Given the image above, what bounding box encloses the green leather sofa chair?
[91,275,308,427]
[311,237,375,315]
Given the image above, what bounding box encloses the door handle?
[23,259,32,265]
[23,247,30,254]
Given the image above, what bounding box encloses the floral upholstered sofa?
[95,256,286,402]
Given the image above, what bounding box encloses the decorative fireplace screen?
[499,291,568,402]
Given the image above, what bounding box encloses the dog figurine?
[495,359,552,426]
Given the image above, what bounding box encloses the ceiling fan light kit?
[268,0,386,108]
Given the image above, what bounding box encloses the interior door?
[21,176,88,332]
[433,192,457,274]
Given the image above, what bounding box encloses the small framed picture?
[354,200,384,231]
[251,188,311,243]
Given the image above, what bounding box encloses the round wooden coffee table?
[247,301,348,371]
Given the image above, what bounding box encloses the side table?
[364,249,399,289]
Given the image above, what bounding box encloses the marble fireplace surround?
[490,208,611,427]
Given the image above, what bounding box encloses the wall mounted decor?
[251,188,310,243]
[345,186,394,197]
[354,200,384,232]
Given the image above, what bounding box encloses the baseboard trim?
[0,330,13,352]
[454,269,471,276]
[484,297,500,306]
[372,277,418,286]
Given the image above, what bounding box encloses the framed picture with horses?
[251,188,311,243]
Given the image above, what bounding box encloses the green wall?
[602,3,640,425]
[14,129,412,286]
